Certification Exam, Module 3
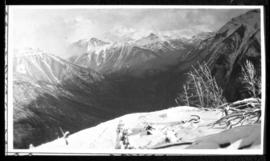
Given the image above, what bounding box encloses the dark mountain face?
[174,9,261,101]
[13,10,261,149]
[13,50,180,149]
[68,10,261,103]
[13,51,113,148]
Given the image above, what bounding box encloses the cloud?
[112,26,136,36]
[103,26,154,41]
[10,7,251,58]
[64,17,98,42]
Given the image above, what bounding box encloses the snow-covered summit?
[13,47,102,84]
[72,37,111,52]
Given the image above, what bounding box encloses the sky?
[10,7,251,58]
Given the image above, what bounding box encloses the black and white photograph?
[5,5,265,155]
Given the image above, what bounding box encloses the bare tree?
[241,60,261,98]
[176,62,226,108]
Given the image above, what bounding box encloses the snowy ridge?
[68,32,199,75]
[29,106,261,151]
[13,48,103,84]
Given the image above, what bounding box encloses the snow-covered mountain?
[13,48,179,149]
[73,37,110,50]
[13,49,117,149]
[188,32,215,45]
[68,33,197,76]
[13,10,262,150]
[67,38,111,58]
[14,48,102,84]
[134,33,190,51]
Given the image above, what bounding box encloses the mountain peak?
[147,33,159,40]
[74,37,109,48]
[89,37,107,44]
[134,33,160,45]
[217,9,260,37]
[191,32,215,41]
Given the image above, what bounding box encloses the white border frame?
[6,5,266,156]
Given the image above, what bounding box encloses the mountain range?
[13,9,261,149]
[67,32,209,76]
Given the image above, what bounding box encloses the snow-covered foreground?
[29,106,261,152]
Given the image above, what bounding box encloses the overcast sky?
[10,7,251,58]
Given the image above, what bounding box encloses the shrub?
[176,62,227,108]
[241,60,261,98]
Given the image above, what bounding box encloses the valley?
[12,9,262,150]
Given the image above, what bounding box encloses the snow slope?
[29,106,261,151]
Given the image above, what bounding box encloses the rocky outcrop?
[183,10,261,101]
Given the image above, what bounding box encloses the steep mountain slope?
[14,48,103,84]
[13,49,120,148]
[173,10,261,101]
[68,9,261,106]
[13,49,180,149]
[68,33,197,76]
[65,9,262,134]
[66,34,199,111]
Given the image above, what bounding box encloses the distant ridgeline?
[13,10,261,149]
